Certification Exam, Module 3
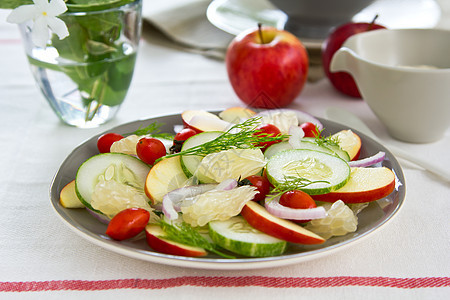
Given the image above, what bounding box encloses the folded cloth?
[142,0,234,59]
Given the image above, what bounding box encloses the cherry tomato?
[171,128,199,153]
[175,127,199,142]
[279,190,317,223]
[300,122,320,138]
[253,124,282,151]
[240,175,272,201]
[136,137,166,165]
[279,190,316,209]
[106,208,150,241]
[97,133,124,153]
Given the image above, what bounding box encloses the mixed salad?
[59,108,396,258]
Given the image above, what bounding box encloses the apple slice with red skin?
[332,129,362,161]
[181,110,232,132]
[144,156,188,205]
[312,167,395,203]
[240,201,325,244]
[145,224,207,257]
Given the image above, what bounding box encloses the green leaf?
[0,0,32,9]
[23,0,139,121]
[86,40,117,55]
[51,16,88,62]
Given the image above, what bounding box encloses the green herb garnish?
[132,122,174,140]
[159,220,235,259]
[159,117,288,162]
[266,175,329,201]
[312,128,341,148]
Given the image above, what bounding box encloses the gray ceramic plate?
[50,112,405,270]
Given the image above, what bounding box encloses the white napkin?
[142,0,234,59]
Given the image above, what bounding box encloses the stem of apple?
[258,23,264,44]
[367,14,379,31]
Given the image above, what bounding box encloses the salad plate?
[50,111,405,270]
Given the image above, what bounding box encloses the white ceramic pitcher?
[330,28,450,143]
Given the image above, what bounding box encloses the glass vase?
[19,0,142,128]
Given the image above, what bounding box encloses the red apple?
[240,201,325,244]
[226,24,309,108]
[312,167,395,203]
[145,224,208,257]
[322,19,386,98]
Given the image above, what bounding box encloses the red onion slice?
[86,208,111,224]
[348,151,386,168]
[216,178,238,191]
[265,197,327,220]
[162,183,217,220]
[162,196,179,220]
[288,125,304,149]
[161,179,239,220]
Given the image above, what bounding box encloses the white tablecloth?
[0,3,449,300]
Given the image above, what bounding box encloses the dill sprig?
[160,117,288,161]
[132,122,174,140]
[312,128,341,148]
[266,175,330,201]
[159,219,235,259]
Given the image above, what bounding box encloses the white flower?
[7,0,69,48]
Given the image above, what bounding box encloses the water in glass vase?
[28,42,137,128]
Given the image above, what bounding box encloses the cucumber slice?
[302,137,350,161]
[75,153,151,211]
[180,131,223,183]
[265,139,349,162]
[264,140,334,160]
[264,141,292,159]
[209,216,287,257]
[266,149,350,195]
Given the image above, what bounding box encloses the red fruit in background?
[226,24,309,108]
[322,18,386,98]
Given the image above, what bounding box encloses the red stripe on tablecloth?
[0,39,21,44]
[1,276,449,292]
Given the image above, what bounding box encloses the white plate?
[50,112,405,270]
[207,0,441,50]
